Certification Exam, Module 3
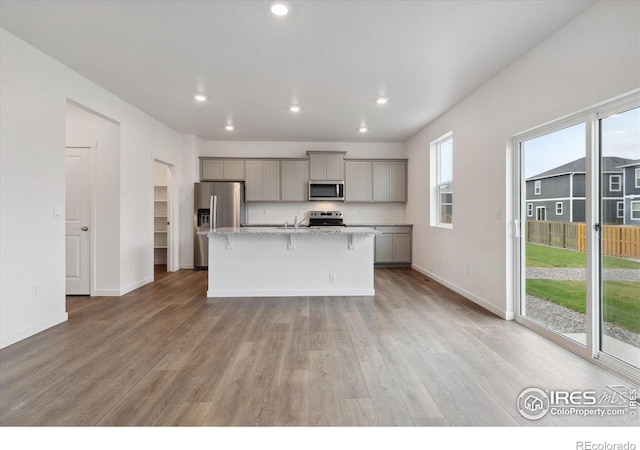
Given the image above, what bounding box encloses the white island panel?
[205,228,377,297]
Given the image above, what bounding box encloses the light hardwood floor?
[0,267,637,426]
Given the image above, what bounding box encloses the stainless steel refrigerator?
[194,182,246,268]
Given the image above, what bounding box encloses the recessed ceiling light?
[290,105,301,113]
[194,94,207,102]
[270,2,289,16]
[376,97,388,105]
[225,124,234,131]
[359,126,368,133]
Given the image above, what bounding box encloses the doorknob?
[81,226,89,231]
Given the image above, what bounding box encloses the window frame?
[534,180,541,195]
[609,174,621,192]
[617,201,624,219]
[555,202,563,216]
[631,201,640,221]
[527,203,533,217]
[635,168,640,188]
[430,132,453,228]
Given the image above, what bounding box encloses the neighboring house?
[618,159,640,225]
[525,157,634,224]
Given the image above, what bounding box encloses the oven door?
[309,181,345,201]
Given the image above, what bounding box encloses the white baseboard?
[207,288,375,298]
[119,276,153,296]
[180,264,194,270]
[0,312,68,349]
[411,264,513,320]
[92,288,121,296]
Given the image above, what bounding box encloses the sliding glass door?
[599,106,640,370]
[516,93,640,378]
[519,121,588,347]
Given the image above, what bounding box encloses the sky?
[523,107,639,178]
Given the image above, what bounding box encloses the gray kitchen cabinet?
[201,158,245,181]
[307,151,345,180]
[281,160,309,202]
[375,226,412,265]
[372,160,407,202]
[345,161,372,202]
[245,160,280,201]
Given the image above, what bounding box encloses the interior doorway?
[154,160,173,272]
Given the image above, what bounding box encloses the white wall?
[0,28,183,348]
[66,102,121,294]
[404,0,640,319]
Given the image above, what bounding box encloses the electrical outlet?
[128,260,133,270]
[495,208,501,220]
[32,284,40,297]
[329,273,336,283]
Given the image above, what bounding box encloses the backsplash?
[246,202,408,225]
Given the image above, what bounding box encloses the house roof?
[616,159,640,168]
[527,157,636,181]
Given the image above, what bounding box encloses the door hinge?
[594,223,601,232]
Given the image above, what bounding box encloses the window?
[534,180,541,195]
[556,202,563,215]
[536,206,546,221]
[632,201,640,220]
[527,203,533,217]
[617,201,624,218]
[636,168,640,188]
[430,132,453,227]
[609,174,621,192]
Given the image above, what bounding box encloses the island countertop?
[198,226,380,236]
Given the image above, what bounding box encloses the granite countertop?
[345,223,413,227]
[243,223,413,228]
[198,226,380,236]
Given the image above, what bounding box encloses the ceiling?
[0,0,596,143]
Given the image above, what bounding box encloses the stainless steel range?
[308,210,345,227]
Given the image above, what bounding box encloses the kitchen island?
[199,227,380,298]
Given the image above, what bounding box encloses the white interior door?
[65,148,91,295]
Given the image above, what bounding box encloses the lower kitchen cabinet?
[375,226,412,265]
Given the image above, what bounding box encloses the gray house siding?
[573,174,586,197]
[602,199,623,225]
[526,175,570,199]
[572,200,585,223]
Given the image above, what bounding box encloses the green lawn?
[526,280,640,334]
[526,243,640,269]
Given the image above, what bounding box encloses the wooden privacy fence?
[526,221,640,259]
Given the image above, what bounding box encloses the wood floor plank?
[1,266,636,427]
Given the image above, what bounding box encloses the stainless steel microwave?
[309,181,345,201]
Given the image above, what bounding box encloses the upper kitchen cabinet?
[200,158,245,181]
[245,160,280,202]
[345,160,372,202]
[281,159,309,202]
[373,161,407,202]
[345,159,407,203]
[307,151,345,181]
